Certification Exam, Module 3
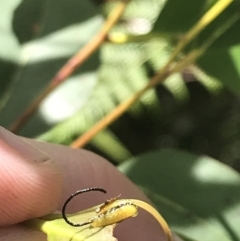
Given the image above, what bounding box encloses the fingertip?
[0,127,173,241]
[0,128,62,226]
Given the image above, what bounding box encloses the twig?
[150,0,233,86]
[132,199,173,241]
[9,0,129,133]
[70,71,169,148]
[70,0,233,148]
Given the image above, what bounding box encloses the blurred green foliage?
[119,149,240,241]
[1,1,240,240]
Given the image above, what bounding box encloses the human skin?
[0,127,179,241]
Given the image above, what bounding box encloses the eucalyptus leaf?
[197,1,240,50]
[153,0,213,33]
[24,206,116,241]
[119,149,240,241]
[0,0,102,136]
[198,44,240,94]
[0,0,21,62]
[153,0,240,51]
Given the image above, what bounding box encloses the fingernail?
[0,127,49,163]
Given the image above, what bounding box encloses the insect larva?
[91,201,138,227]
[62,187,138,228]
[95,194,121,213]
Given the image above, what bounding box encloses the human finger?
[0,127,172,241]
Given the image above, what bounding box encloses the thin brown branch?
[70,70,169,148]
[70,0,234,149]
[9,0,129,133]
[154,0,233,82]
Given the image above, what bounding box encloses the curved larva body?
[91,201,138,227]
[62,188,139,228]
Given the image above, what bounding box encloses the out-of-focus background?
[1,1,240,240]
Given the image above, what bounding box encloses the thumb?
[0,127,62,226]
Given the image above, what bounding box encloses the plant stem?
[70,69,168,148]
[132,199,173,241]
[9,0,129,133]
[70,0,233,148]
[161,0,233,75]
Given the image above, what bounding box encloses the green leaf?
[190,65,223,95]
[153,0,211,33]
[153,0,240,51]
[37,113,132,163]
[0,0,102,134]
[197,1,240,50]
[0,0,21,62]
[119,149,240,241]
[0,0,21,111]
[24,206,116,241]
[198,44,240,94]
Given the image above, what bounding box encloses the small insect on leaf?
[62,187,173,241]
[62,187,138,227]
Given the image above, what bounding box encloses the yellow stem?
[131,199,173,241]
[161,0,233,73]
[70,0,233,148]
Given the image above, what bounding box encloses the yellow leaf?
[24,205,117,241]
